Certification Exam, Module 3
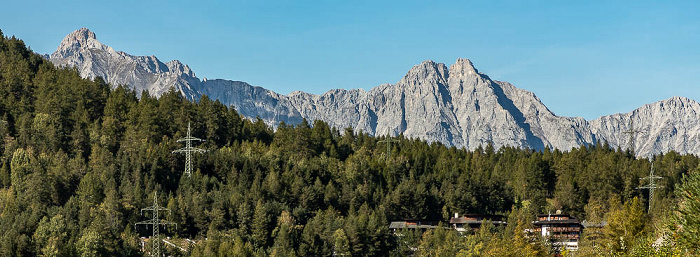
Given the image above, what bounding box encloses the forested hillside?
[1,30,699,256]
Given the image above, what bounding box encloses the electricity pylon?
[135,191,177,257]
[378,135,398,159]
[623,119,645,155]
[637,162,663,212]
[172,122,207,177]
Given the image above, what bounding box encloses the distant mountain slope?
[48,28,700,157]
[591,96,700,157]
[50,28,201,100]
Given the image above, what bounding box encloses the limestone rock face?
[199,79,305,126]
[50,28,201,99]
[49,28,700,157]
[590,96,700,157]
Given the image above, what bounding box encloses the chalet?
[532,211,583,252]
[449,213,506,233]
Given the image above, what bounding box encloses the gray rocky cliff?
[48,28,700,157]
[590,96,700,157]
[49,28,201,100]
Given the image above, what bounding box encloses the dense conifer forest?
[1,30,699,256]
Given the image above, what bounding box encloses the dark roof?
[537,213,576,218]
[389,221,441,229]
[450,217,507,225]
[533,219,582,226]
[461,214,504,218]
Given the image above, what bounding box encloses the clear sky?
[2,0,699,119]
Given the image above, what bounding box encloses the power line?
[378,135,399,159]
[637,162,663,212]
[172,122,207,178]
[135,191,177,257]
[623,119,645,155]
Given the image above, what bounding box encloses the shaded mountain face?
[49,28,700,157]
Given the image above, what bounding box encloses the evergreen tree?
[601,197,647,255]
[673,169,700,254]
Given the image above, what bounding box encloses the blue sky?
[2,1,699,119]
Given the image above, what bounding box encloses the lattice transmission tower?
[173,122,207,177]
[623,119,645,155]
[637,162,664,212]
[135,191,177,257]
[378,135,399,159]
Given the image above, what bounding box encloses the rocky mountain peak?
[633,96,700,114]
[53,28,106,57]
[47,28,700,157]
[449,58,482,80]
[446,58,493,96]
[69,28,96,41]
[401,60,449,85]
[664,96,694,105]
[166,60,195,77]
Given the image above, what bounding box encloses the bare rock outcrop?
[49,28,700,157]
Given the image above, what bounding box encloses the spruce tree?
[673,169,700,253]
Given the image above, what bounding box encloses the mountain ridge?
[48,28,700,157]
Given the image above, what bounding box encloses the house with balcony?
[532,211,583,253]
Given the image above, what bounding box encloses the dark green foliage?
[0,31,698,256]
[673,168,700,254]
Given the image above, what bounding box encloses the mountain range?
[48,28,700,157]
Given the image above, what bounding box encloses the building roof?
[533,218,582,226]
[536,213,575,218]
[450,217,507,225]
[460,214,504,219]
[389,221,441,230]
[449,214,507,226]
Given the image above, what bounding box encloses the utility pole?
[173,122,207,177]
[378,135,399,159]
[135,191,177,257]
[637,162,663,212]
[623,119,645,155]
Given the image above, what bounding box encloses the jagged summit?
[53,28,104,56]
[589,96,700,157]
[49,29,200,98]
[47,28,700,157]
[661,96,694,106]
[166,60,195,78]
[64,28,96,43]
[451,58,479,75]
[405,60,440,74]
[402,60,449,84]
